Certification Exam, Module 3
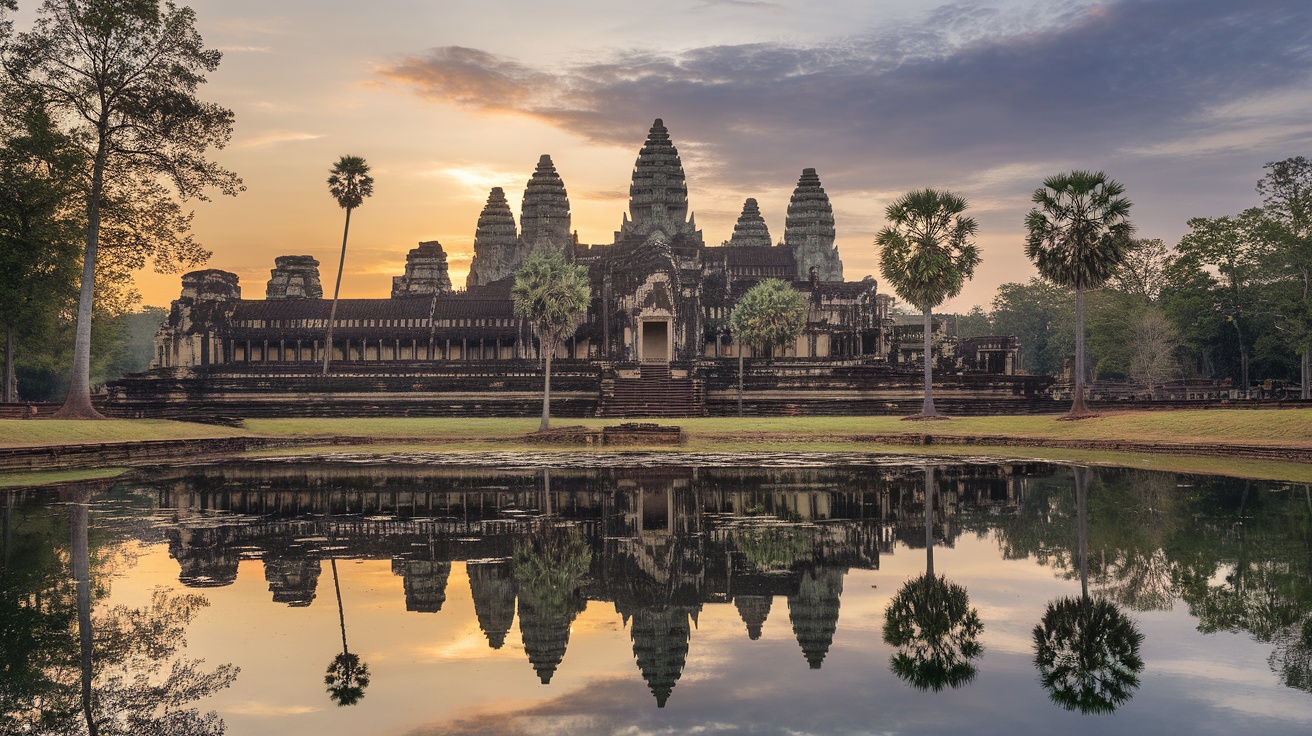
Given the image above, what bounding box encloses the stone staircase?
[598,363,706,418]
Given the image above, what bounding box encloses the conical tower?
[466,187,519,288]
[391,559,452,613]
[787,566,846,669]
[519,155,571,254]
[630,607,692,708]
[467,559,517,650]
[617,119,703,244]
[784,168,843,281]
[728,198,772,247]
[734,594,772,640]
[517,595,580,684]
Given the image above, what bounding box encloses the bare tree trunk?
[322,207,353,375]
[924,465,935,578]
[1075,466,1089,601]
[4,325,14,404]
[540,340,553,431]
[1068,284,1092,417]
[921,306,937,416]
[1304,271,1311,400]
[737,343,744,418]
[55,146,108,419]
[331,558,350,656]
[71,491,99,735]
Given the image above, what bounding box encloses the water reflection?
[883,466,984,691]
[1032,466,1145,714]
[4,460,1310,732]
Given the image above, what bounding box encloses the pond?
[1,455,1310,735]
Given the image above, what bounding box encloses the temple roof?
[784,168,836,245]
[718,245,796,269]
[728,198,772,247]
[628,118,690,227]
[468,187,520,289]
[520,155,571,250]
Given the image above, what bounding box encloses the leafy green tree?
[728,278,808,417]
[877,189,980,418]
[512,248,590,431]
[321,155,374,375]
[1254,157,1312,398]
[1024,171,1134,417]
[1173,211,1268,389]
[5,0,242,418]
[954,305,992,339]
[989,279,1073,376]
[1109,238,1171,301]
[0,89,82,402]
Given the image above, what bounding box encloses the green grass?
[0,419,247,447]
[0,466,128,488]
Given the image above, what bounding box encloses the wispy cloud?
[236,131,324,149]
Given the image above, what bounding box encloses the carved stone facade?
[391,241,453,298]
[266,256,322,299]
[466,187,519,288]
[727,198,772,248]
[785,169,843,282]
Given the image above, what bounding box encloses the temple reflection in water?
[151,462,1040,706]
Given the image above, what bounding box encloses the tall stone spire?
[617,119,702,245]
[519,155,571,253]
[630,607,692,708]
[467,559,516,650]
[728,198,772,247]
[787,567,846,669]
[735,594,772,640]
[784,168,843,281]
[467,187,519,288]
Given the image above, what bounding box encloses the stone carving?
[466,187,519,288]
[728,197,772,247]
[784,169,844,281]
[617,119,702,243]
[391,241,453,297]
[265,255,323,299]
[519,154,571,253]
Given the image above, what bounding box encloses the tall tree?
[321,155,373,374]
[511,248,590,431]
[324,558,369,706]
[728,278,808,417]
[1128,308,1180,394]
[1172,211,1267,389]
[0,90,83,402]
[1255,157,1312,399]
[1109,238,1171,301]
[1024,171,1133,418]
[877,188,980,419]
[5,0,242,418]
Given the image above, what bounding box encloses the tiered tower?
[784,169,843,281]
[266,256,322,299]
[787,567,846,669]
[727,198,772,247]
[390,241,453,297]
[466,187,519,288]
[617,119,703,243]
[391,559,452,613]
[467,560,516,650]
[630,607,693,707]
[519,155,571,253]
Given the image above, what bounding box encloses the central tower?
[617,119,701,243]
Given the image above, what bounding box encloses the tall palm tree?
[877,189,980,419]
[324,557,370,706]
[511,249,591,431]
[322,155,374,375]
[1024,171,1133,418]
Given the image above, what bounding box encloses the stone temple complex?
[121,119,1038,418]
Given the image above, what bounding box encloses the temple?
[127,119,1036,418]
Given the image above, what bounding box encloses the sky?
[25,0,1312,311]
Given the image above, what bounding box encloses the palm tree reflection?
[1032,466,1145,714]
[324,558,370,706]
[883,466,984,691]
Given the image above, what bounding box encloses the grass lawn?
[0,419,247,447]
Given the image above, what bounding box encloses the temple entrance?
[640,320,670,363]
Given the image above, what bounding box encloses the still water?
[2,455,1310,735]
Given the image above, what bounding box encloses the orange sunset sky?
[15,0,1308,311]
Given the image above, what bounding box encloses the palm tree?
[1032,466,1145,713]
[729,278,808,417]
[324,558,370,706]
[1024,171,1133,418]
[322,155,374,375]
[882,467,983,691]
[877,189,980,419]
[511,249,591,431]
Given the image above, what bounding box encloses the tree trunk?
[1304,271,1310,400]
[737,343,744,418]
[921,305,937,416]
[1075,466,1089,601]
[322,207,353,375]
[4,325,14,404]
[71,491,99,735]
[54,146,108,419]
[924,465,935,578]
[1068,284,1092,417]
[540,340,553,431]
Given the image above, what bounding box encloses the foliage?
[1109,238,1171,300]
[1129,308,1180,389]
[1255,157,1312,394]
[736,526,815,571]
[988,279,1073,376]
[1024,171,1134,291]
[876,188,980,312]
[321,155,373,374]
[513,525,591,619]
[4,0,241,415]
[1032,596,1145,714]
[324,652,369,707]
[954,305,992,339]
[728,278,807,356]
[512,249,591,352]
[883,573,984,691]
